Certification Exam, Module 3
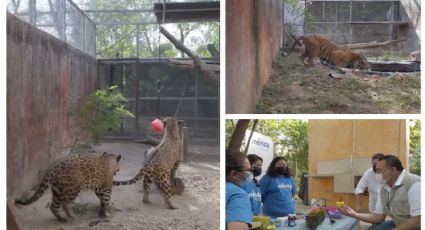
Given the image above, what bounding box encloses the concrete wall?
[308,120,408,210]
[226,0,282,114]
[7,13,97,196]
[400,0,421,51]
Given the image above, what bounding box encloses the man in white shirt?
[355,153,384,213]
[339,154,420,230]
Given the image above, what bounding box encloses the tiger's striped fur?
[113,117,183,209]
[288,34,368,70]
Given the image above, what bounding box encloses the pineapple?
[305,207,326,229]
[253,216,270,230]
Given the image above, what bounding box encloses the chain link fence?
[7,0,96,57]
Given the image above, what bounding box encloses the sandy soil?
[13,141,220,230]
[256,52,420,114]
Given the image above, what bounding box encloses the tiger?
[287,34,369,70]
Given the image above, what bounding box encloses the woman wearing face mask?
[241,154,264,215]
[226,150,253,230]
[260,156,296,218]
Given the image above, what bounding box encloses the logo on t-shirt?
[278,183,292,190]
[249,192,262,200]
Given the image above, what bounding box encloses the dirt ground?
[13,141,220,230]
[256,53,420,114]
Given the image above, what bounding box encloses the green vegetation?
[70,86,134,153]
[89,0,219,58]
[409,120,420,175]
[226,119,309,186]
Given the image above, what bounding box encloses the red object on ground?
[151,119,164,133]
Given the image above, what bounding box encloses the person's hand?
[338,205,357,218]
[354,203,361,213]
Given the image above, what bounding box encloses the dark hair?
[226,149,247,178]
[247,154,263,166]
[372,153,385,160]
[266,156,291,177]
[378,154,404,172]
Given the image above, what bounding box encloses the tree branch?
[228,120,250,152]
[345,39,406,49]
[159,26,219,86]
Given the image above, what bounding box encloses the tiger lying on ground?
[287,34,369,70]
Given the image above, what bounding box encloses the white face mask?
[237,171,252,184]
[375,174,387,185]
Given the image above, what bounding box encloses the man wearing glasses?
[339,155,420,230]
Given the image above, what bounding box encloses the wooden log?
[160,26,219,86]
[321,62,393,77]
[134,138,160,146]
[181,126,188,162]
[168,59,196,68]
[345,39,406,49]
[368,61,420,72]
[168,59,220,71]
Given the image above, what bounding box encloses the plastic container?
[288,214,297,227]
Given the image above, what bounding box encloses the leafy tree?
[227,120,251,153]
[225,119,309,187]
[409,119,420,175]
[256,120,308,183]
[195,22,220,57]
[85,0,219,59]
[225,119,236,148]
[70,86,134,153]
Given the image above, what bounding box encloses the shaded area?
[7,13,97,197]
[226,0,282,113]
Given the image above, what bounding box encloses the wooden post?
[179,121,189,162]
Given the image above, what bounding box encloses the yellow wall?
[308,120,408,210]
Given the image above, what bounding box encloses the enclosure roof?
[75,0,219,25]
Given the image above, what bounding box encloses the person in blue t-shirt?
[241,154,263,215]
[226,150,254,230]
[260,156,297,218]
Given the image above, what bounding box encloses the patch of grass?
[369,54,409,62]
[396,89,421,111]
[299,78,311,87]
[319,92,349,112]
[256,52,420,114]
[256,102,273,113]
[383,53,406,62]
[340,78,369,91]
[377,100,391,113]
